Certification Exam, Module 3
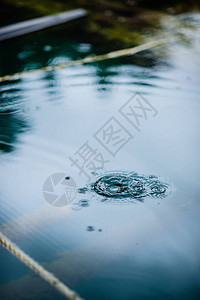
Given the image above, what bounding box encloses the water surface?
[0,12,200,300]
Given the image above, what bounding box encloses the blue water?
[0,12,200,300]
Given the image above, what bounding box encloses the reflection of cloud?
[0,239,117,299]
[0,205,71,242]
[0,203,199,299]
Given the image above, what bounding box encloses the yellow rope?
[0,38,169,83]
[0,231,84,300]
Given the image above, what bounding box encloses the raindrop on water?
[86,171,173,202]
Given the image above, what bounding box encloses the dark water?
[0,12,200,300]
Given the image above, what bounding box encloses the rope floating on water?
[0,38,169,83]
[0,231,84,300]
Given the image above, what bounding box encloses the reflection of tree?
[0,19,168,154]
[0,81,29,153]
[0,109,28,153]
[90,52,159,95]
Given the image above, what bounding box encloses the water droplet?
[78,187,88,194]
[86,226,95,231]
[79,199,89,207]
[91,171,98,176]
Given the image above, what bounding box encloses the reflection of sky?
[0,13,200,300]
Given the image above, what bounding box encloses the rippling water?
[0,12,200,300]
[86,171,173,201]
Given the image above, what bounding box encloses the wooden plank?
[0,9,87,41]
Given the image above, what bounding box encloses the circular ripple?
[88,171,172,202]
